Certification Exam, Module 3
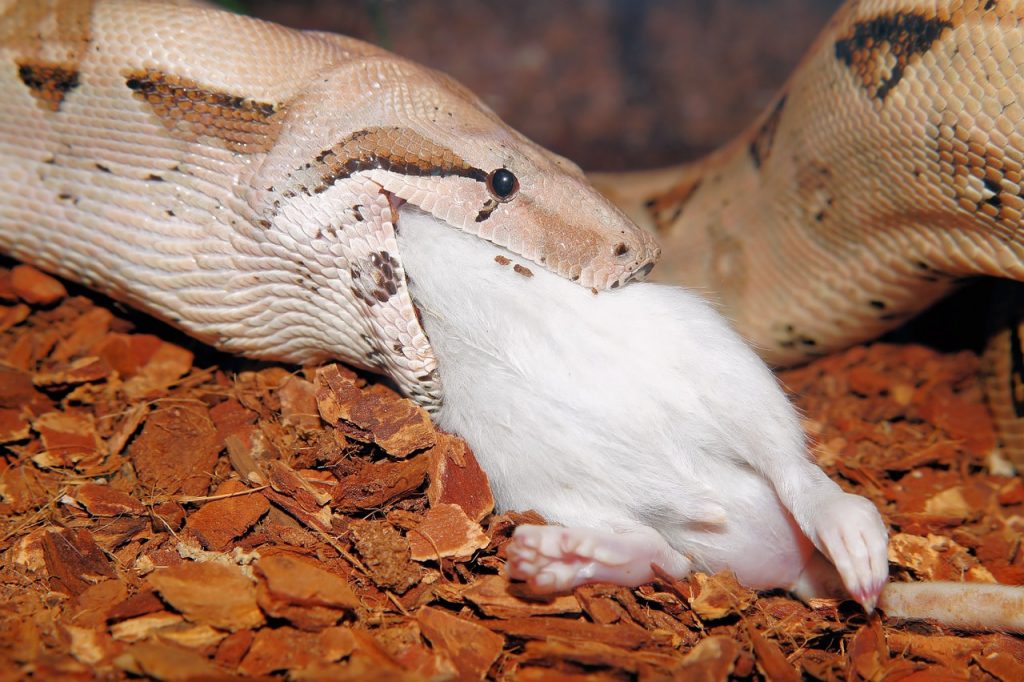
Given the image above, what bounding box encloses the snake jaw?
[382,189,406,225]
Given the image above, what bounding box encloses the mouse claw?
[812,492,889,612]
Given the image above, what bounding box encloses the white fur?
[396,206,888,604]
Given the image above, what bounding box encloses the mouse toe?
[507,524,691,593]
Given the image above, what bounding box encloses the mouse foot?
[811,492,889,611]
[507,524,691,593]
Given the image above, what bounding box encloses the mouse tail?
[879,582,1024,632]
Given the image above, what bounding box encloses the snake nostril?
[613,243,630,257]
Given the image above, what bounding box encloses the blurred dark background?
[223,0,843,170]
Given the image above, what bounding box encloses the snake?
[1,0,1023,452]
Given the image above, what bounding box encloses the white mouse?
[396,205,1024,631]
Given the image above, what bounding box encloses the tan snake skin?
[595,0,1024,462]
[0,0,657,409]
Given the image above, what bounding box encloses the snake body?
[0,0,656,409]
[600,0,1024,359]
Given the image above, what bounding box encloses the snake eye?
[487,168,519,201]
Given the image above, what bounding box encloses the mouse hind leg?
[507,524,692,593]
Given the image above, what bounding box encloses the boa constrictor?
[594,0,1024,465]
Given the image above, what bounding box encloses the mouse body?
[396,205,887,608]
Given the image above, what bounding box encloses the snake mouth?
[383,189,407,225]
[626,262,656,284]
[595,255,658,290]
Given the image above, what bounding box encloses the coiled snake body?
[595,0,1024,462]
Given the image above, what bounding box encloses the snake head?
[251,55,660,291]
[373,118,661,290]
